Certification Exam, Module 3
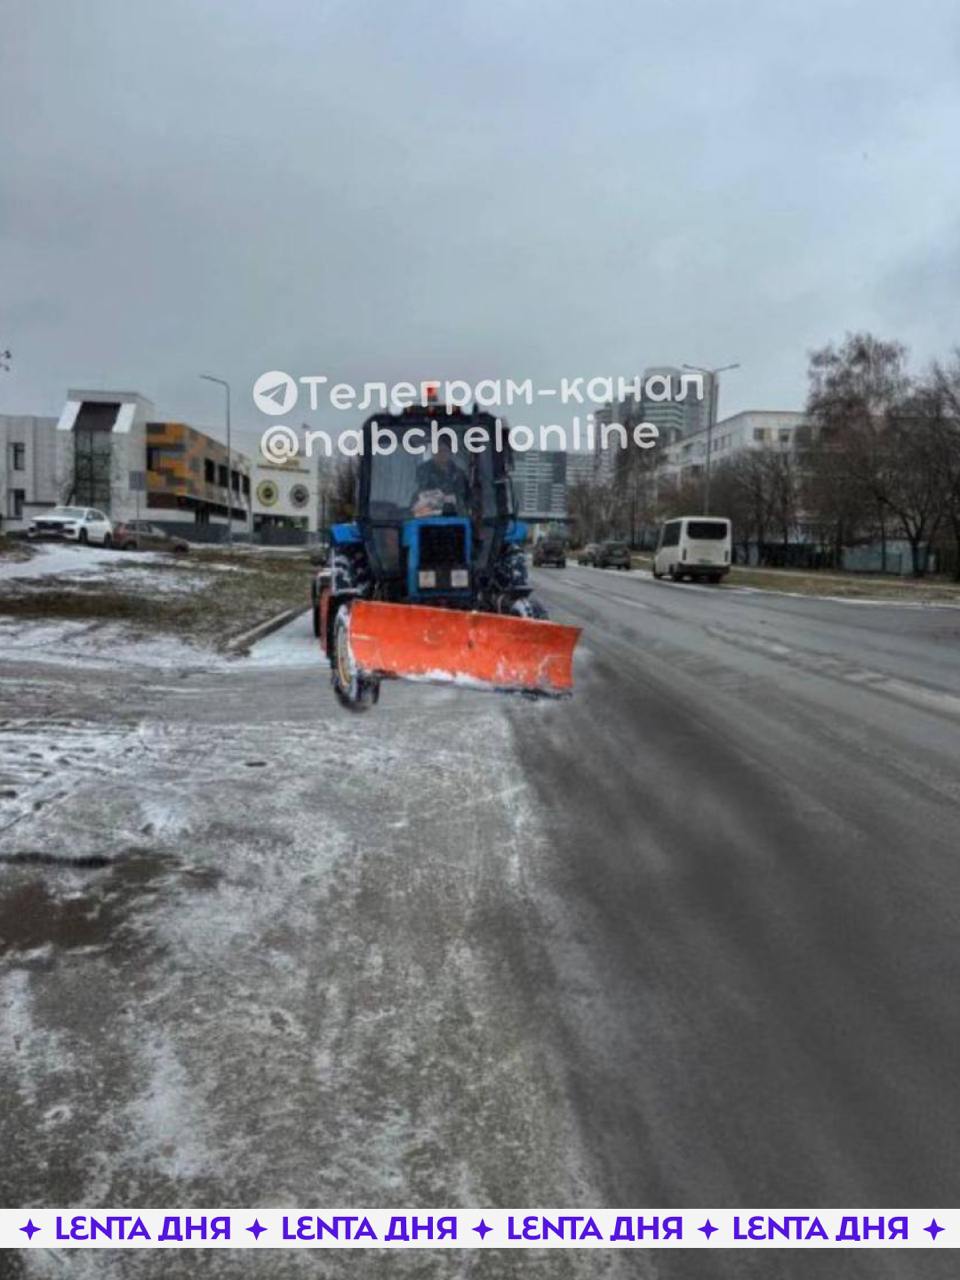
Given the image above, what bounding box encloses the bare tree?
[709,460,754,562]
[711,452,778,563]
[764,450,800,563]
[566,479,597,545]
[612,440,659,545]
[922,356,960,578]
[331,458,358,522]
[870,389,950,575]
[805,332,911,568]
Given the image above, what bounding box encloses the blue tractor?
[313,405,580,710]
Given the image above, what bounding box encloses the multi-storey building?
[2,390,253,536]
[512,449,567,520]
[565,451,596,489]
[658,410,809,485]
[0,413,59,529]
[145,418,251,531]
[636,365,717,442]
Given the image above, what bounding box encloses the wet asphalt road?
[2,565,960,1279]
[515,565,960,1277]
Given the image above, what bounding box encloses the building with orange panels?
[146,420,251,530]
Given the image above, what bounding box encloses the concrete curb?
[225,603,310,654]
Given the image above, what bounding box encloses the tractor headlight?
[418,570,437,589]
[450,569,469,588]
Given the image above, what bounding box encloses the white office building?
[659,409,808,484]
[1,413,60,530]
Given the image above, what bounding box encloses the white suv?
[28,506,114,546]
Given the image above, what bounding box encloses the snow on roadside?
[0,543,165,581]
[243,608,317,667]
[1,637,609,1258]
[0,616,226,671]
[0,543,251,591]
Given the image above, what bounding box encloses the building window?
[242,474,250,496]
[204,458,215,483]
[779,429,791,443]
[753,428,766,442]
[8,489,25,520]
[146,446,160,471]
[10,443,25,471]
[217,464,228,488]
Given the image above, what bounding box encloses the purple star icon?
[20,1220,40,1240]
[472,1219,492,1240]
[698,1219,718,1239]
[246,1219,267,1240]
[924,1219,944,1241]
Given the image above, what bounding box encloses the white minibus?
[653,516,732,583]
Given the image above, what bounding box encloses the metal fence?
[148,523,325,548]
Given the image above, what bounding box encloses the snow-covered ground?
[0,615,227,671]
[0,545,272,671]
[0,543,166,582]
[0,618,613,1280]
[243,607,317,668]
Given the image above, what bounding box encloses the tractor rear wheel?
[331,605,379,711]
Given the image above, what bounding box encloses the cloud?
[1,0,958,441]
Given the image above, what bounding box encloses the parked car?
[113,521,190,553]
[652,516,731,583]
[577,543,600,565]
[532,535,567,568]
[595,540,632,570]
[27,506,113,546]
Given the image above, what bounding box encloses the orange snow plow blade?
[348,601,580,696]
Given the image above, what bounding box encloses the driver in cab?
[410,439,469,517]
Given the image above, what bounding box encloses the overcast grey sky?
[2,0,959,452]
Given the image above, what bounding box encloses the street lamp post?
[199,374,232,545]
[682,362,740,516]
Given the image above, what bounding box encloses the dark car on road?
[581,540,631,569]
[113,521,190,553]
[596,541,632,570]
[533,536,567,568]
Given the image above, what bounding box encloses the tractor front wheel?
[508,595,548,620]
[331,605,379,711]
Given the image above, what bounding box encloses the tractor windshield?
[366,417,506,522]
[367,430,503,522]
[362,415,513,576]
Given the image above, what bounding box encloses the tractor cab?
[357,407,516,607]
